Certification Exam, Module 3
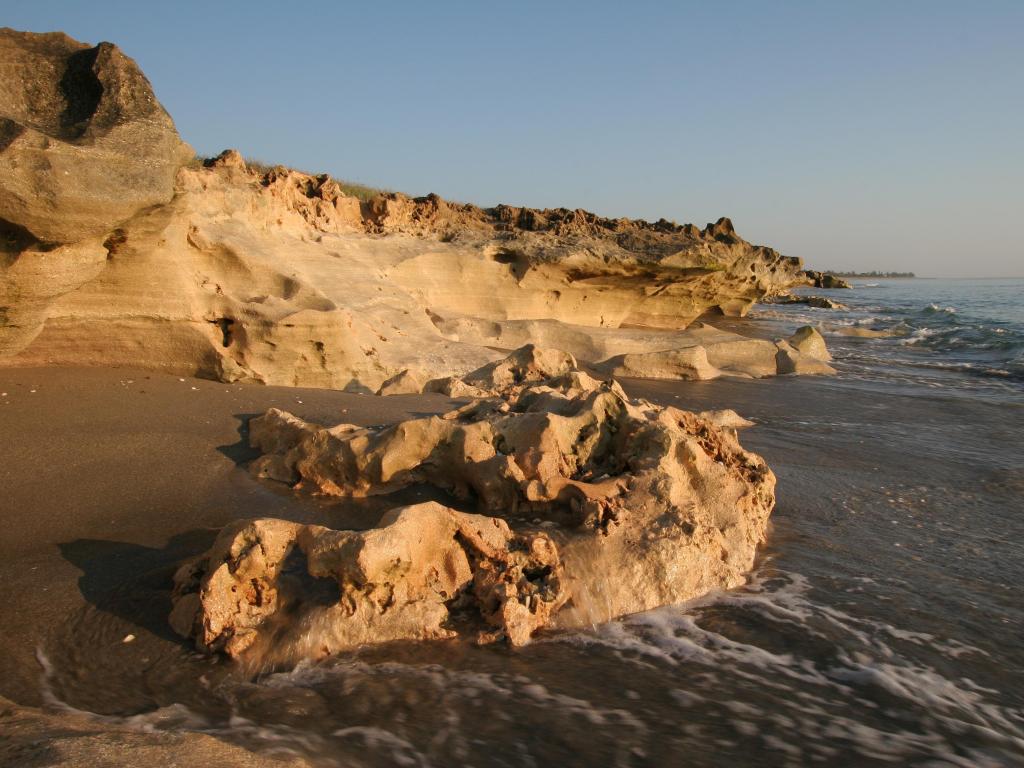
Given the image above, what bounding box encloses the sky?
[6,0,1023,277]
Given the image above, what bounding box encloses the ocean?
[29,279,1024,767]
[761,277,1024,393]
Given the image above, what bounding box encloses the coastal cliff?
[0,29,812,391]
[1,27,800,660]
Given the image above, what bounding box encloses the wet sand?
[0,367,459,765]
[2,365,1023,766]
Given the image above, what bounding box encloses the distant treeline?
[824,270,916,278]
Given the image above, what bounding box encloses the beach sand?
[0,367,463,765]
[2,365,1022,766]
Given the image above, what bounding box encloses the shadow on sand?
[58,530,218,643]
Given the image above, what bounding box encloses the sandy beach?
[2,13,1023,765]
[3,362,1022,765]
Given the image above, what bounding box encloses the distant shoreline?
[824,272,916,279]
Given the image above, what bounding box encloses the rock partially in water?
[789,325,832,361]
[605,345,722,381]
[764,293,849,310]
[596,327,836,382]
[172,353,776,660]
[171,502,564,658]
[775,339,837,375]
[804,271,853,290]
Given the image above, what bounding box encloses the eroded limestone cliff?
[0,29,813,391]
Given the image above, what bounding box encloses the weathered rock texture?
[0,28,193,356]
[0,31,817,389]
[171,348,776,661]
[765,293,849,310]
[598,326,835,381]
[804,270,853,290]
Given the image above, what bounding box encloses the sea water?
[38,279,1024,766]
[762,277,1024,392]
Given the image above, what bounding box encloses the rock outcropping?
[0,31,816,390]
[0,28,192,356]
[171,348,776,662]
[803,270,853,290]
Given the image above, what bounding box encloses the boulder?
[462,344,578,392]
[804,270,852,290]
[806,296,849,310]
[376,368,426,396]
[763,293,847,310]
[204,148,246,170]
[775,340,837,375]
[0,29,192,244]
[176,363,776,662]
[423,376,492,399]
[605,346,721,381]
[698,409,755,436]
[171,503,565,659]
[704,337,780,378]
[0,28,191,358]
[788,326,831,361]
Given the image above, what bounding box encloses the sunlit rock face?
[0,28,808,386]
[0,28,192,357]
[171,349,776,663]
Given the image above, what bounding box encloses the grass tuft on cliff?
[244,157,391,201]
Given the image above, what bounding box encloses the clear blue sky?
[7,1,1023,276]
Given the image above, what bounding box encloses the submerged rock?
[172,350,776,661]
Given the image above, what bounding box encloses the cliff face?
[0,29,808,390]
[0,28,192,357]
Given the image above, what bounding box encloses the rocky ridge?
[0,29,818,391]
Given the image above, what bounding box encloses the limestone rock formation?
[170,503,564,658]
[1,28,823,391]
[606,345,722,381]
[803,270,853,290]
[775,340,836,375]
[764,293,849,310]
[376,368,427,396]
[789,326,831,361]
[698,409,756,436]
[0,29,192,243]
[2,154,811,388]
[595,325,835,381]
[0,28,192,357]
[172,352,776,660]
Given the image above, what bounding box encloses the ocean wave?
[563,569,1024,765]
